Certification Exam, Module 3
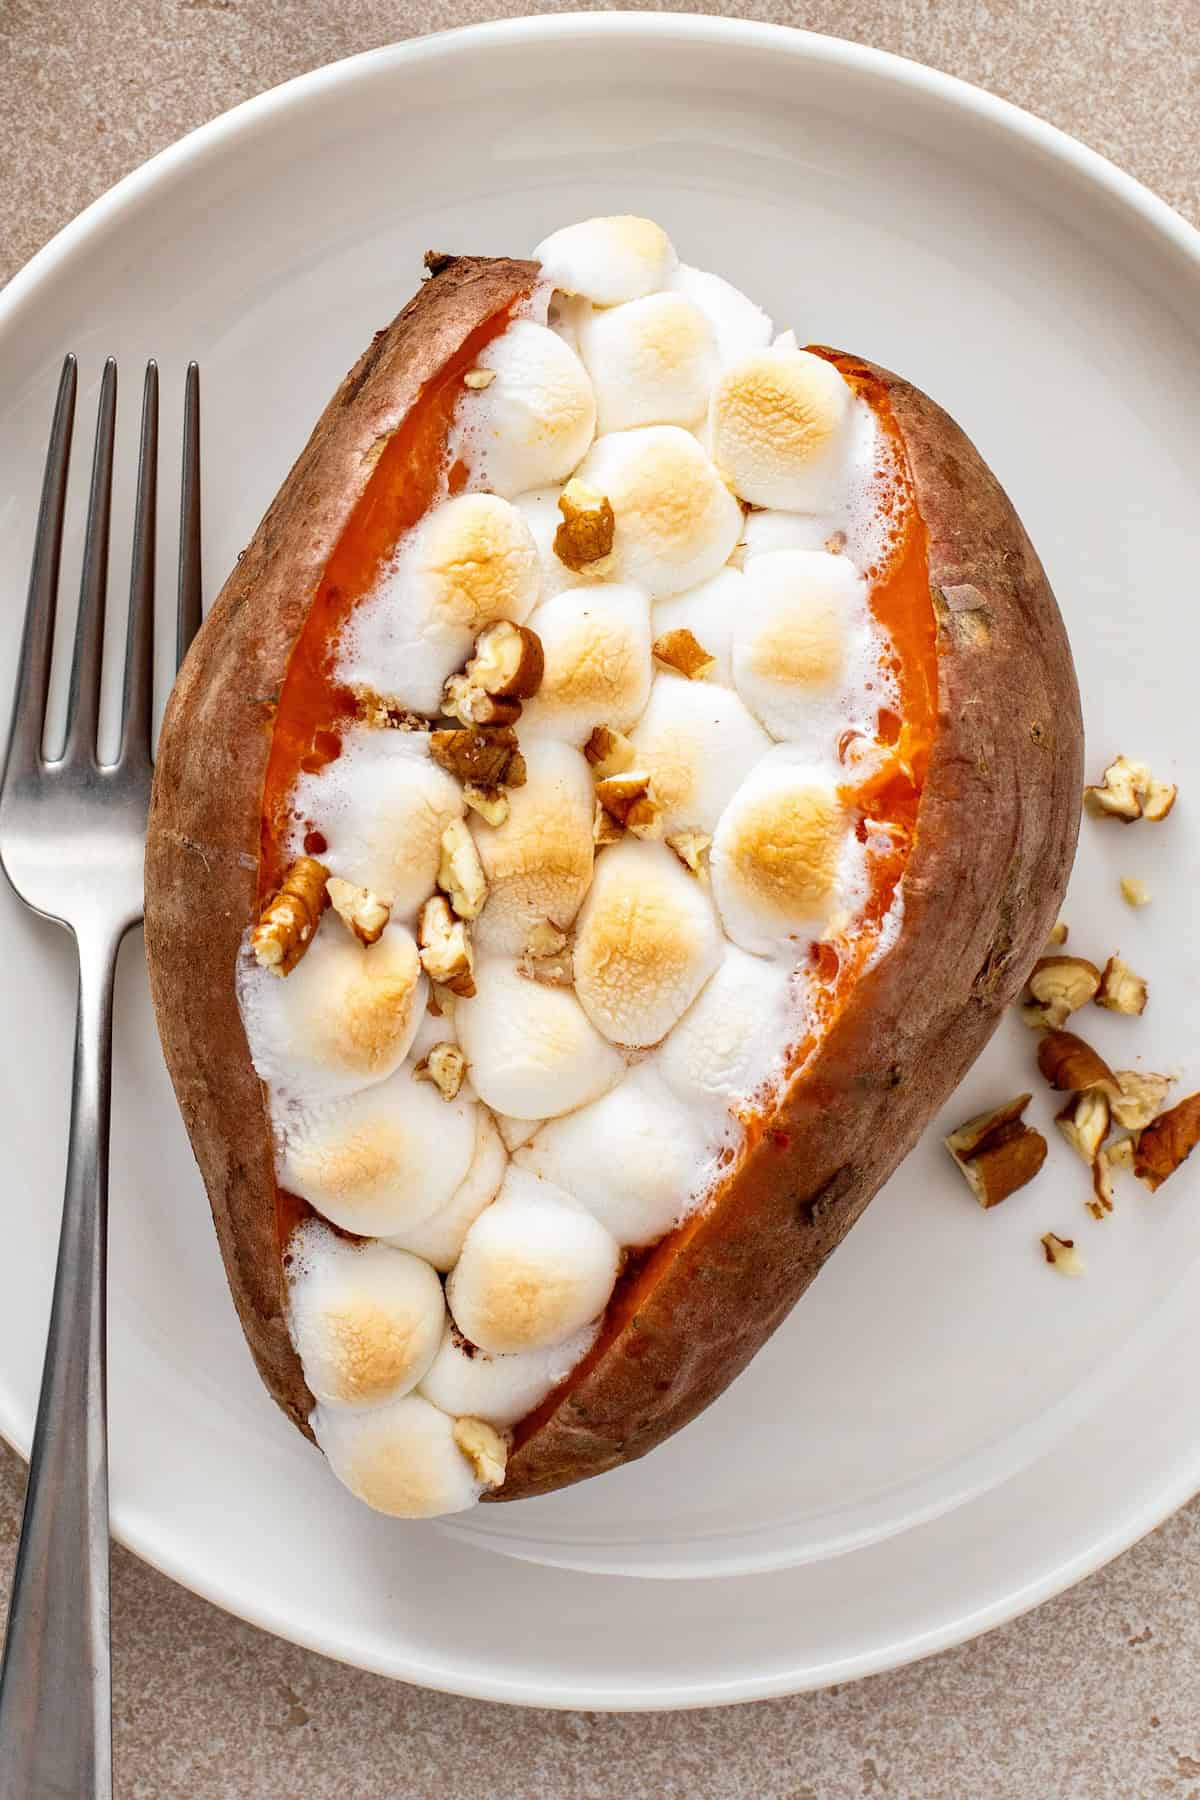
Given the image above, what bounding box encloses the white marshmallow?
[535,215,677,305]
[419,1319,595,1428]
[495,1113,543,1152]
[710,348,853,512]
[238,923,426,1101]
[519,583,653,744]
[313,1393,481,1517]
[710,749,858,957]
[630,675,770,836]
[454,957,624,1120]
[384,1106,507,1272]
[573,837,722,1048]
[577,294,717,434]
[657,944,799,1115]
[287,1223,445,1409]
[546,289,592,355]
[471,739,595,955]
[518,1063,708,1246]
[277,1062,476,1236]
[453,320,596,498]
[572,428,742,599]
[732,550,869,742]
[668,263,773,364]
[650,567,744,687]
[337,494,540,713]
[447,1167,619,1354]
[740,510,844,562]
[289,729,463,925]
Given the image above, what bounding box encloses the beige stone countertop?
[2,2,1199,1794]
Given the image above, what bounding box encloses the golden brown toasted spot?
[724,785,843,917]
[749,604,843,689]
[325,1301,429,1404]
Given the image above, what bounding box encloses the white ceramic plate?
[1,15,1198,1706]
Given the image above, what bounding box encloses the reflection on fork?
[0,358,201,1800]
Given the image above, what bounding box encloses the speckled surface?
[2,3,1199,1794]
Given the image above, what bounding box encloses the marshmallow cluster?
[236,214,906,1522]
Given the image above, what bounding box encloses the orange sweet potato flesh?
[145,255,1083,1493]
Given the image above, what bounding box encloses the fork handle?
[0,928,119,1799]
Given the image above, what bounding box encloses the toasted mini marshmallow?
[519,584,652,744]
[629,675,770,836]
[290,729,464,926]
[239,923,426,1100]
[407,998,457,1067]
[573,838,722,1047]
[419,1319,595,1427]
[733,550,866,741]
[278,1062,476,1235]
[454,320,597,498]
[454,956,623,1119]
[313,1393,483,1517]
[657,944,798,1113]
[338,494,540,713]
[710,750,856,956]
[667,263,773,365]
[286,1223,445,1409]
[447,1168,619,1353]
[740,510,844,561]
[535,216,677,305]
[471,739,594,955]
[650,567,743,687]
[710,348,853,512]
[385,1106,507,1272]
[518,1063,708,1246]
[577,294,716,434]
[572,428,742,599]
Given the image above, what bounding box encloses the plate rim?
[2,10,1200,1707]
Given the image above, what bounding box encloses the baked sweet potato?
[145,220,1082,1516]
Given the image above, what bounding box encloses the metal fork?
[0,356,202,1800]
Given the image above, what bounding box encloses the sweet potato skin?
[144,257,538,1436]
[145,268,1082,1490]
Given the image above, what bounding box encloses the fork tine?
[2,356,76,781]
[61,359,117,767]
[176,362,202,668]
[118,362,158,768]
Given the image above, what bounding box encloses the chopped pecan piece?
[1095,954,1147,1016]
[1133,1092,1200,1191]
[1120,876,1151,909]
[666,830,712,879]
[1041,1232,1083,1275]
[462,783,510,827]
[652,628,716,680]
[583,723,637,780]
[436,820,489,921]
[1110,1070,1172,1131]
[1021,955,1101,1030]
[554,480,616,573]
[250,856,329,976]
[465,620,545,700]
[1056,1089,1111,1165]
[595,770,663,839]
[413,1041,469,1102]
[1084,755,1150,822]
[325,877,390,946]
[442,671,522,729]
[417,894,476,996]
[429,726,525,789]
[1037,1030,1120,1099]
[944,1094,1047,1209]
